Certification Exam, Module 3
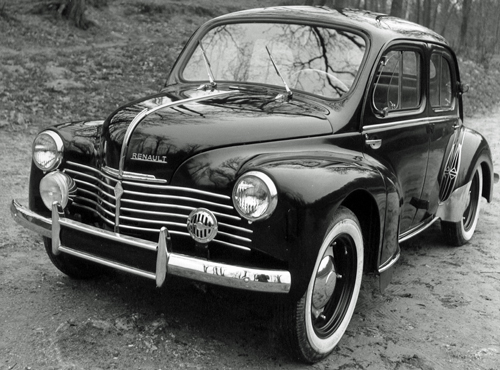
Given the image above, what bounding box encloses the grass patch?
[128,0,248,21]
[460,57,500,117]
[0,2,19,23]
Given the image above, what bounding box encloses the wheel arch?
[480,160,494,203]
[235,149,389,301]
[341,190,381,275]
[459,128,494,203]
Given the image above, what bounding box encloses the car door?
[414,45,459,224]
[362,44,430,234]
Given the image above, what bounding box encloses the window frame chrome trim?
[362,117,428,134]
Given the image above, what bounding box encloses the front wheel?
[441,165,483,246]
[43,237,104,279]
[276,207,363,363]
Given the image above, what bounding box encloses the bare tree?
[420,0,431,27]
[390,0,404,18]
[300,0,499,65]
[334,0,348,7]
[33,0,90,29]
[458,0,472,53]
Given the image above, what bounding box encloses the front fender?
[29,120,105,215]
[242,152,386,300]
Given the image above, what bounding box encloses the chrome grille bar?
[123,189,234,210]
[71,203,115,227]
[66,169,118,190]
[122,180,230,199]
[120,215,188,229]
[73,198,116,218]
[119,223,191,237]
[73,178,116,197]
[76,189,116,209]
[120,207,187,220]
[65,161,253,251]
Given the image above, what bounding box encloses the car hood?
[100,87,331,182]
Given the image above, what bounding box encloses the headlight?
[40,171,76,210]
[232,171,278,222]
[33,131,64,171]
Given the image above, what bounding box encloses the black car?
[11,6,497,363]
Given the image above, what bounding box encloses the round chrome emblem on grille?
[187,208,218,243]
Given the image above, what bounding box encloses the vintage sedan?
[11,6,496,363]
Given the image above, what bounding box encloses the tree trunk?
[459,0,472,53]
[413,0,422,24]
[430,0,439,30]
[439,1,458,36]
[496,2,500,55]
[32,0,90,29]
[422,0,432,28]
[334,0,347,8]
[390,0,404,18]
[65,0,88,29]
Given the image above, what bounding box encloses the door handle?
[365,135,382,149]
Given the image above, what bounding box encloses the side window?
[430,53,453,108]
[373,50,422,115]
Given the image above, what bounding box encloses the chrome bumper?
[10,199,291,294]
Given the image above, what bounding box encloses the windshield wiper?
[197,41,217,91]
[265,46,293,102]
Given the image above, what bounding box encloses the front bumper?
[10,199,291,294]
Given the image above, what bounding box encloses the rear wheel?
[276,207,363,363]
[441,165,483,246]
[43,236,104,279]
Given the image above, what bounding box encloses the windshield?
[182,23,367,99]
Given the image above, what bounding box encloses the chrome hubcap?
[312,255,336,309]
[312,248,341,319]
[310,234,357,338]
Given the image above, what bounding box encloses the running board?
[398,217,440,243]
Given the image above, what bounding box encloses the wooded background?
[301,0,500,66]
[50,0,500,67]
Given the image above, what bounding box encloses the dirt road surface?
[1,3,499,368]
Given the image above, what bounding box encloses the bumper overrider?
[10,199,291,293]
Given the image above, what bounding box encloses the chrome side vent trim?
[439,142,462,202]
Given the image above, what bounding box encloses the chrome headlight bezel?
[232,171,278,222]
[32,130,64,172]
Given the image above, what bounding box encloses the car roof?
[212,6,448,46]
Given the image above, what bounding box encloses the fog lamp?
[33,131,64,171]
[40,171,75,210]
[232,171,277,222]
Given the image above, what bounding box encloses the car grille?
[64,161,253,252]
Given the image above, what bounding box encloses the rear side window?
[373,50,422,115]
[430,53,453,108]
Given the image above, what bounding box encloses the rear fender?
[457,127,494,203]
[437,127,494,223]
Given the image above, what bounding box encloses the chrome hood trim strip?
[118,90,240,178]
